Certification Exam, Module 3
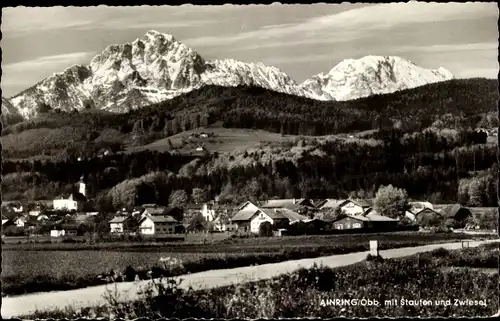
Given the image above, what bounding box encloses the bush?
[365,254,385,262]
[123,265,137,282]
[430,247,450,257]
[259,222,273,237]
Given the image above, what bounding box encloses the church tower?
[78,175,86,197]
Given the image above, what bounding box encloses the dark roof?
[231,209,259,222]
[260,199,313,210]
[340,199,374,208]
[143,206,168,215]
[319,199,345,209]
[312,199,328,208]
[276,208,309,222]
[334,213,397,223]
[237,201,259,210]
[141,215,178,223]
[442,204,469,218]
[334,215,371,222]
[415,208,442,216]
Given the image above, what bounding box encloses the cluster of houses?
[1,176,487,239]
[104,197,480,237]
[1,178,97,237]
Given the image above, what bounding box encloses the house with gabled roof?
[332,210,398,231]
[109,216,138,234]
[338,199,374,215]
[440,204,472,223]
[317,199,346,210]
[138,215,178,235]
[414,208,443,227]
[231,206,308,234]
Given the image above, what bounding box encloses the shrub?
[365,254,385,262]
[430,247,450,257]
[259,222,273,237]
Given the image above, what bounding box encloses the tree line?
[3,128,497,210]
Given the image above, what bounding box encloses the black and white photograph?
[1,2,499,319]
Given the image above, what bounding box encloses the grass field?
[2,232,496,296]
[21,243,499,319]
[126,126,382,155]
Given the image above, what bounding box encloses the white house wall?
[50,230,65,237]
[139,218,155,235]
[110,223,124,233]
[53,199,78,211]
[250,212,274,234]
[340,202,364,215]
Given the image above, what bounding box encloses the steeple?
[78,175,86,197]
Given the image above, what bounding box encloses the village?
[1,175,494,243]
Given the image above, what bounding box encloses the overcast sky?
[1,3,498,97]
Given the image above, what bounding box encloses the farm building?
[51,223,80,237]
[231,207,308,234]
[364,210,399,229]
[333,215,369,230]
[109,216,133,234]
[138,215,178,235]
[338,199,374,215]
[414,208,443,227]
[212,215,238,232]
[440,204,472,223]
[317,199,346,210]
[260,198,314,211]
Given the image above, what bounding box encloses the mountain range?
[5,30,454,120]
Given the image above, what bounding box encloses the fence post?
[370,240,379,256]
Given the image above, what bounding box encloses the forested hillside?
[3,128,498,208]
[1,78,497,160]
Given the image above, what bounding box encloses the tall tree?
[169,189,189,208]
[373,184,409,219]
[191,187,208,204]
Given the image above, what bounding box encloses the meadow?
[2,232,495,296]
[21,242,499,319]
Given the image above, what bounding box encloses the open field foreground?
[2,232,495,296]
[3,239,498,318]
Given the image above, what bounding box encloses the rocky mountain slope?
[9,30,454,119]
[2,97,24,125]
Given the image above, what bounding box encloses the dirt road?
[2,239,498,318]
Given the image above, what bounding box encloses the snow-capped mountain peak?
[9,31,454,119]
[300,55,453,101]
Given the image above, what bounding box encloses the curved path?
[2,239,498,318]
